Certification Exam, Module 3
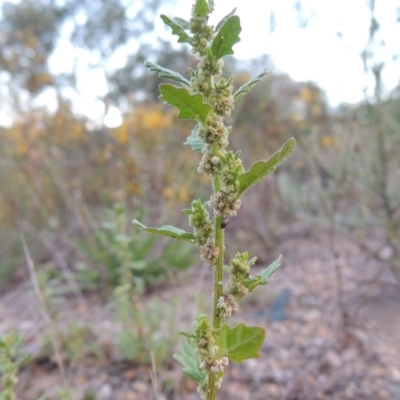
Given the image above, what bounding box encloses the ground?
[1,228,400,400]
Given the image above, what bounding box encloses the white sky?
[1,0,399,127]
[169,0,400,105]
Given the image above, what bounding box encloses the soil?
[1,228,400,400]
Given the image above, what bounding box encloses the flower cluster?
[210,77,235,117]
[200,239,219,265]
[217,293,239,318]
[186,200,219,265]
[190,3,213,57]
[199,114,229,149]
[209,190,241,217]
[187,199,214,245]
[209,151,244,216]
[227,252,256,299]
[217,252,257,317]
[194,315,229,374]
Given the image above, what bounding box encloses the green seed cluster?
[0,333,20,400]
[217,252,257,317]
[194,314,228,396]
[209,151,244,217]
[187,200,219,265]
[188,199,214,245]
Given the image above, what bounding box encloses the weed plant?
[0,332,30,400]
[133,1,295,398]
[78,204,196,289]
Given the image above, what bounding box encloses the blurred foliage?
[0,0,186,110]
[0,0,399,290]
[78,204,197,289]
[0,98,204,288]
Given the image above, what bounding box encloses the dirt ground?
[1,228,400,400]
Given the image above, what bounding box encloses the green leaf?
[159,84,212,124]
[237,138,296,198]
[234,69,268,102]
[132,219,195,244]
[145,61,191,87]
[257,255,282,284]
[218,323,266,363]
[194,0,209,17]
[215,8,237,33]
[245,255,282,292]
[211,16,241,59]
[174,338,207,384]
[174,17,191,30]
[184,124,205,152]
[161,15,193,44]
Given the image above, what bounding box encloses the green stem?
[207,175,224,400]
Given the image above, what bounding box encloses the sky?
[87,0,400,125]
[1,0,399,127]
[168,0,400,105]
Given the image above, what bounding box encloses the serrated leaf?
[145,61,190,87]
[215,8,237,33]
[194,0,209,17]
[218,323,266,363]
[211,16,241,59]
[159,84,212,124]
[161,15,193,44]
[174,338,207,384]
[257,255,282,284]
[132,219,195,244]
[237,138,296,198]
[234,69,268,102]
[184,124,205,151]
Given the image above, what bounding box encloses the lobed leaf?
[194,0,210,17]
[159,84,212,124]
[145,61,191,87]
[237,137,296,198]
[211,16,241,59]
[161,15,193,44]
[174,338,207,384]
[218,323,266,363]
[132,219,195,244]
[234,69,268,102]
[215,7,237,33]
[184,124,205,152]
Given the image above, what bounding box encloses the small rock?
[131,381,148,394]
[379,246,393,260]
[97,384,113,400]
[390,367,400,382]
[326,350,341,368]
[303,309,321,322]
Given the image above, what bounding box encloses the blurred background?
[0,0,400,399]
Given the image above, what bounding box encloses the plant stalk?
[207,175,225,400]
